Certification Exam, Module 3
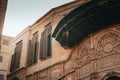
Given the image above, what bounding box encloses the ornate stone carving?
[77,37,91,59]
[103,43,114,53]
[70,26,120,79]
[113,44,120,53]
[96,31,120,58]
[80,47,89,58]
[78,55,90,67]
[77,38,91,67]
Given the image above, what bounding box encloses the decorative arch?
[95,29,120,58]
[102,72,120,80]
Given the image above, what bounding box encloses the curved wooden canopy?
[52,0,120,47]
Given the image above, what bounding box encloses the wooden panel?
[10,41,23,71]
[39,24,52,60]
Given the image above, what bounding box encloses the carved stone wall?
[75,25,120,80]
[8,25,120,80]
[7,68,26,80]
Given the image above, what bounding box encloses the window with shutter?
[27,32,38,66]
[34,42,38,63]
[27,40,32,66]
[10,41,22,72]
[40,23,52,60]
[10,55,14,72]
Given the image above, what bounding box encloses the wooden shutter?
[10,41,23,71]
[33,32,38,64]
[42,31,46,59]
[10,55,14,72]
[18,42,22,66]
[31,43,34,64]
[39,24,52,60]
[27,40,31,66]
[48,34,51,56]
[40,38,43,60]
[33,42,38,63]
[14,52,17,70]
[27,32,38,66]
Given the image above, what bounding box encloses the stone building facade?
[0,0,8,47]
[0,35,13,80]
[7,0,120,80]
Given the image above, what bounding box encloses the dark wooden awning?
[52,0,120,47]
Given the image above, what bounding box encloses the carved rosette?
[96,30,120,58]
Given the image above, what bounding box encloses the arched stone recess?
[102,72,120,80]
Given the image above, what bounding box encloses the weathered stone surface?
[7,0,120,80]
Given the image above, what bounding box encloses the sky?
[3,0,74,37]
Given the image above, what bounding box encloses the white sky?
[3,0,74,37]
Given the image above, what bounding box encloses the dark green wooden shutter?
[48,34,51,56]
[10,55,14,72]
[27,40,31,66]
